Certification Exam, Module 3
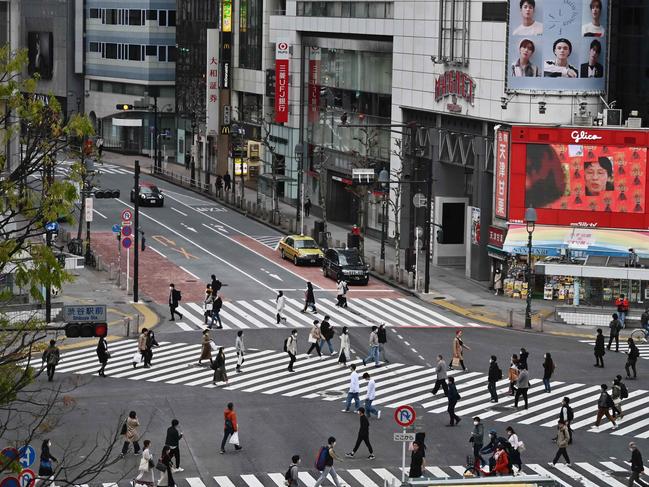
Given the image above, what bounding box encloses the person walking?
[144,329,159,367]
[449,330,470,371]
[346,407,375,459]
[168,284,182,321]
[210,274,222,296]
[120,411,141,457]
[306,320,322,358]
[38,439,58,480]
[431,354,449,396]
[304,197,312,217]
[508,354,520,395]
[223,172,231,192]
[302,282,317,313]
[220,402,242,453]
[165,420,183,472]
[612,376,625,419]
[377,323,389,363]
[235,330,245,373]
[615,293,630,328]
[627,442,644,487]
[625,338,640,379]
[135,328,148,368]
[550,420,571,467]
[506,426,523,473]
[446,376,461,426]
[212,347,228,386]
[608,313,622,351]
[319,315,336,355]
[594,328,606,367]
[558,397,574,444]
[493,268,503,295]
[470,417,484,468]
[338,327,351,366]
[276,290,286,324]
[286,330,298,372]
[594,383,617,429]
[285,455,300,487]
[203,287,215,325]
[362,372,381,419]
[198,330,212,366]
[408,441,425,479]
[42,339,60,382]
[211,295,223,329]
[488,355,502,403]
[313,437,344,487]
[336,279,349,308]
[156,445,175,487]
[362,326,380,367]
[134,440,155,486]
[514,366,530,409]
[519,348,530,370]
[542,353,555,393]
[342,364,361,412]
[97,335,109,377]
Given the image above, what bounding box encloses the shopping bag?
[210,340,218,351]
[205,303,213,311]
[132,351,142,363]
[451,357,461,367]
[229,431,239,445]
[307,336,317,344]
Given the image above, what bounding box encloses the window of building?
[105,9,118,24]
[239,0,262,69]
[128,44,142,61]
[89,8,101,19]
[352,2,368,17]
[482,2,507,21]
[105,43,118,59]
[326,2,342,16]
[438,0,470,66]
[168,10,176,26]
[368,2,385,18]
[89,42,101,52]
[296,2,305,15]
[341,2,351,16]
[241,93,263,123]
[159,10,167,26]
[129,9,143,25]
[158,45,167,62]
[168,46,177,62]
[146,9,158,20]
[146,45,157,56]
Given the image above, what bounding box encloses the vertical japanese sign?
[308,47,321,124]
[222,0,232,32]
[494,129,510,219]
[206,29,219,136]
[274,41,290,123]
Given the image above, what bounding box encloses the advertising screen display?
[526,144,647,213]
[27,32,53,80]
[507,0,607,93]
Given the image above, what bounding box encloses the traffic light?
[116,104,134,110]
[65,322,108,338]
[94,189,120,198]
[436,229,444,243]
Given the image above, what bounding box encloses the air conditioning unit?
[603,109,622,126]
[626,117,642,129]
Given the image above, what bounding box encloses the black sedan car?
[130,182,164,207]
[322,248,370,285]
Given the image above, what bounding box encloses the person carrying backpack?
[625,338,640,379]
[313,436,344,487]
[487,355,502,403]
[612,375,628,419]
[42,339,60,382]
[377,323,389,363]
[557,397,574,444]
[210,274,222,296]
[594,383,617,429]
[285,330,298,372]
[285,455,300,487]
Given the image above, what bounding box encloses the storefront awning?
[503,224,649,258]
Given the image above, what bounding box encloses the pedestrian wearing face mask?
[38,439,58,479]
[487,355,502,403]
[542,352,555,393]
[627,442,644,487]
[168,284,182,321]
[469,417,484,467]
[550,420,571,467]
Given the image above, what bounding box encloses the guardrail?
[149,166,213,194]
[406,474,560,486]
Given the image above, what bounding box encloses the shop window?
[124,84,145,96]
[437,0,470,66]
[482,2,507,22]
[89,42,101,53]
[146,9,158,20]
[89,8,101,18]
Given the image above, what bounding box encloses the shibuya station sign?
[434,70,476,108]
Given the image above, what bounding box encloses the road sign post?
[394,405,416,483]
[19,469,35,487]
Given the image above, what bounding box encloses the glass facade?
[238,0,263,69]
[296,2,393,18]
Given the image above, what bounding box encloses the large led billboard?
[508,127,649,229]
[507,0,607,93]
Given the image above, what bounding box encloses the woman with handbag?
[198,330,212,366]
[120,410,141,457]
[212,347,228,386]
[203,287,215,325]
[220,402,242,454]
[38,439,58,480]
[449,330,470,372]
[306,320,322,358]
[156,445,175,487]
[135,440,155,486]
[338,326,351,366]
[508,354,520,395]
[96,336,109,377]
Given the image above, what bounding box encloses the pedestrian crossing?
[46,340,649,437]
[0,307,62,324]
[579,339,649,360]
[63,461,639,487]
[54,160,133,177]
[173,297,486,331]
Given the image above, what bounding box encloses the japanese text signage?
[206,29,219,136]
[308,47,321,123]
[488,226,506,248]
[274,41,290,123]
[434,70,476,106]
[222,0,232,32]
[494,129,510,219]
[63,305,107,323]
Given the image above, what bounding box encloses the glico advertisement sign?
[508,126,649,229]
[506,0,608,93]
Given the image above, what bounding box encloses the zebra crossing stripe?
[373,468,401,485]
[347,469,381,487]
[213,476,236,487]
[426,466,451,478]
[524,384,601,425]
[554,463,600,487]
[575,462,627,487]
[240,474,264,487]
[185,478,207,487]
[592,391,649,434]
[496,382,583,422]
[526,464,573,487]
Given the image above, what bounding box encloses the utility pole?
[153,93,159,173]
[133,160,140,303]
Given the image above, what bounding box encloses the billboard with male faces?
[507,0,607,93]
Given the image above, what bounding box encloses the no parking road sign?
[18,469,35,487]
[394,404,416,427]
[121,209,133,222]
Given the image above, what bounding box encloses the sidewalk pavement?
[103,152,607,338]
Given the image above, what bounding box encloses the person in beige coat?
[449,330,470,372]
[120,411,141,457]
[198,330,212,366]
[134,328,149,369]
[551,419,571,466]
[306,320,322,358]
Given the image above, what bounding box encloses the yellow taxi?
[278,235,324,266]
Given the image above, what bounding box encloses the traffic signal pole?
[133,160,140,303]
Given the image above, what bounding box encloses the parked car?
[278,235,324,265]
[130,182,164,207]
[322,248,369,285]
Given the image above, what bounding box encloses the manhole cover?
[432,296,446,300]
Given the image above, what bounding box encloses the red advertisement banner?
[275,59,289,123]
[494,129,510,219]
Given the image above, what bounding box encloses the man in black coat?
[378,324,389,363]
[608,313,622,352]
[487,355,501,403]
[169,283,183,321]
[345,407,374,459]
[628,442,644,486]
[210,274,222,296]
[594,328,606,367]
[319,316,335,354]
[165,419,184,471]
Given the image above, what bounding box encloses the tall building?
[84,1,177,157]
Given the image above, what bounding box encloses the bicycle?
[85,248,97,268]
[463,455,481,478]
[630,328,649,344]
[67,238,83,256]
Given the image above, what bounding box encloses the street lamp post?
[524,206,537,329]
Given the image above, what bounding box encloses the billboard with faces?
[506,0,607,93]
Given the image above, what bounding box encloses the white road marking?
[180,222,197,233]
[179,266,201,280]
[171,207,188,216]
[148,245,167,258]
[93,209,107,219]
[176,322,194,331]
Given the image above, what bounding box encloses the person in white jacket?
[134,440,155,486]
[276,291,286,324]
[235,330,245,373]
[338,326,351,366]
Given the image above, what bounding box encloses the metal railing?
[406,474,560,486]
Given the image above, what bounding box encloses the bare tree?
[387,138,407,278]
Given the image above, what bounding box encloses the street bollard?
[136,314,141,334]
[124,316,131,337]
[508,309,514,327]
[369,255,375,271]
[408,271,414,288]
[127,277,133,295]
[388,264,394,280]
[379,259,385,274]
[401,268,408,284]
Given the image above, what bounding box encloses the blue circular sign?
[112,224,121,233]
[0,477,19,487]
[121,225,132,237]
[122,236,132,249]
[18,446,35,469]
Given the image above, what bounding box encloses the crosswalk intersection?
[60,461,639,487]
[173,297,486,331]
[579,339,649,360]
[55,160,133,177]
[49,340,649,438]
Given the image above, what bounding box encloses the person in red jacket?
[615,294,629,328]
[220,402,242,454]
[492,444,510,476]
